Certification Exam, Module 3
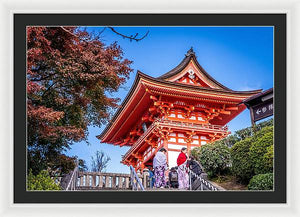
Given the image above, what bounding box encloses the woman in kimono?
[177,147,189,190]
[153,148,168,188]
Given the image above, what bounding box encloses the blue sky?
[65,26,274,173]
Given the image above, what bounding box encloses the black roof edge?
[157,48,232,91]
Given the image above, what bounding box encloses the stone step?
[76,186,185,191]
[76,186,131,191]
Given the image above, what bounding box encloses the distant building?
[98,48,262,170]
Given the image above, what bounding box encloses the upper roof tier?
[98,48,262,144]
[157,47,231,90]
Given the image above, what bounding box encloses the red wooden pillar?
[187,142,191,154]
[163,138,169,166]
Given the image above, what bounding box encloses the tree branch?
[60,26,78,38]
[60,26,149,42]
[108,27,149,42]
[41,80,59,98]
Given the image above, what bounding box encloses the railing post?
[80,175,83,187]
[143,169,148,189]
[112,175,116,189]
[105,175,110,188]
[85,174,89,187]
[92,174,96,187]
[118,176,123,189]
[99,175,103,188]
[125,177,130,189]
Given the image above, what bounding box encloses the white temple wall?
[168,149,181,168]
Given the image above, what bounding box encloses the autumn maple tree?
[27,27,133,175]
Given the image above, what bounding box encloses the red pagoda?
[98,48,262,171]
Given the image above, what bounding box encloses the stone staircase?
[60,161,221,191]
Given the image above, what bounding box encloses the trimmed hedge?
[230,137,254,183]
[191,141,231,178]
[263,145,274,172]
[248,173,273,190]
[231,125,274,183]
[249,129,273,175]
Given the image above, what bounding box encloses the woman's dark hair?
[159,148,167,152]
[181,147,187,151]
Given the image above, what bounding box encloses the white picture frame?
[0,0,299,216]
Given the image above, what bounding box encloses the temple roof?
[139,70,260,95]
[98,48,262,143]
[157,47,231,90]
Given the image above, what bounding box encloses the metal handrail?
[129,166,145,191]
[65,164,79,191]
[187,160,218,191]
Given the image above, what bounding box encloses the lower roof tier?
[121,119,230,165]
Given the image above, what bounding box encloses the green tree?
[191,141,231,178]
[235,127,253,141]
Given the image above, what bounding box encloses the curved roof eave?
[97,72,144,140]
[141,70,262,95]
[98,70,262,141]
[157,48,232,91]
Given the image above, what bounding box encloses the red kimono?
[177,152,187,166]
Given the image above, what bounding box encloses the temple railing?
[161,119,228,132]
[76,171,132,190]
[59,169,150,190]
[58,165,222,191]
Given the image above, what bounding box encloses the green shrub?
[248,173,273,190]
[230,137,254,183]
[250,130,273,174]
[191,141,231,178]
[230,125,274,183]
[263,145,274,172]
[27,169,61,190]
